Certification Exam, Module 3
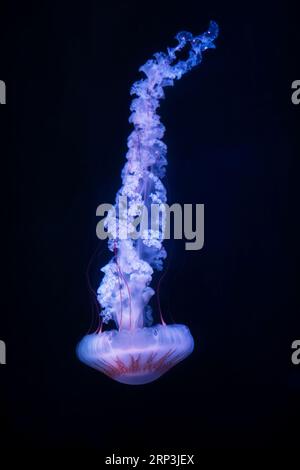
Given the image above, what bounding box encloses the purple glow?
[77,22,218,384]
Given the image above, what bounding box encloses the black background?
[1,0,300,450]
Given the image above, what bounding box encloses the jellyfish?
[77,21,218,384]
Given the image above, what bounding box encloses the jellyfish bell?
[77,324,194,385]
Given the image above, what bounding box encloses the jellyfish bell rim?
[76,324,194,385]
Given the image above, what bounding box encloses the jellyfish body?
[77,22,218,384]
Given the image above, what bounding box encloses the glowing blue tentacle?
[97,22,218,328]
